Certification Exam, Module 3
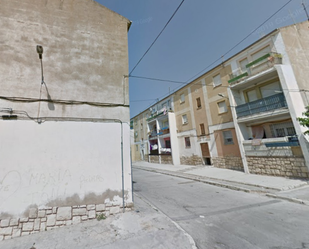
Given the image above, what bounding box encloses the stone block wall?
[149,155,160,164]
[180,155,203,166]
[0,203,131,241]
[161,155,173,165]
[247,156,309,178]
[212,157,244,171]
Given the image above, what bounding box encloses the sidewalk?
[133,161,309,205]
[0,195,196,249]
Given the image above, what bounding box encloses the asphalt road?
[133,168,309,249]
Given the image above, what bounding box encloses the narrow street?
[133,168,309,249]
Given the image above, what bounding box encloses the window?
[135,131,138,138]
[270,122,296,137]
[200,123,205,135]
[260,81,281,98]
[165,140,171,148]
[251,46,271,61]
[239,58,249,73]
[223,130,234,145]
[217,101,227,114]
[185,137,191,148]
[213,74,222,87]
[140,123,143,130]
[162,120,169,128]
[182,114,188,124]
[180,93,185,103]
[167,100,171,109]
[196,97,201,108]
[246,89,258,102]
[136,145,138,151]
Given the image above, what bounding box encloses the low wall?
[180,155,203,166]
[247,156,309,178]
[212,157,244,171]
[0,203,132,241]
[148,155,173,165]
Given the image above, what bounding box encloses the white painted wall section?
[0,120,132,217]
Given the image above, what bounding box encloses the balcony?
[158,127,170,136]
[246,52,282,76]
[148,131,157,138]
[228,52,282,85]
[236,93,287,118]
[228,70,248,84]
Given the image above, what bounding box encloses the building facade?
[227,21,309,178]
[0,0,132,239]
[131,21,309,179]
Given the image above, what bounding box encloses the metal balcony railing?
[236,93,287,118]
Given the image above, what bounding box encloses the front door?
[200,143,211,165]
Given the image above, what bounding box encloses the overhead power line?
[129,0,185,76]
[130,75,186,84]
[185,0,293,83]
[130,0,294,117]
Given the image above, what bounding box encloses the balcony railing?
[236,93,287,118]
[246,52,282,76]
[228,52,282,85]
[228,70,248,84]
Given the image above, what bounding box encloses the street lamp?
[36,45,44,84]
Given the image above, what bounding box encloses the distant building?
[0,0,132,239]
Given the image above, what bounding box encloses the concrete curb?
[133,166,252,193]
[266,193,309,206]
[133,193,198,249]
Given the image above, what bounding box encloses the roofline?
[93,1,132,31]
[130,28,281,120]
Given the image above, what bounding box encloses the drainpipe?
[120,120,125,213]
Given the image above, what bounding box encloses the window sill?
[218,111,228,115]
[197,107,202,110]
[213,84,222,89]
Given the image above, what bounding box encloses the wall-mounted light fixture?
[36,45,44,85]
[36,45,43,59]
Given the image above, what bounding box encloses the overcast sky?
[97,0,308,118]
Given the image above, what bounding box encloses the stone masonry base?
[212,156,244,171]
[180,155,203,166]
[247,156,309,178]
[0,203,132,241]
[148,155,173,165]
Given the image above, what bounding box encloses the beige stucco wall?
[174,89,193,132]
[190,82,209,137]
[205,65,233,125]
[0,0,130,121]
[214,129,241,157]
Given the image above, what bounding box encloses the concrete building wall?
[205,65,233,126]
[190,82,209,137]
[0,121,132,218]
[280,21,309,105]
[0,0,130,121]
[0,0,132,239]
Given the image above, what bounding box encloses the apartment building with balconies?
[227,21,309,178]
[131,96,180,165]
